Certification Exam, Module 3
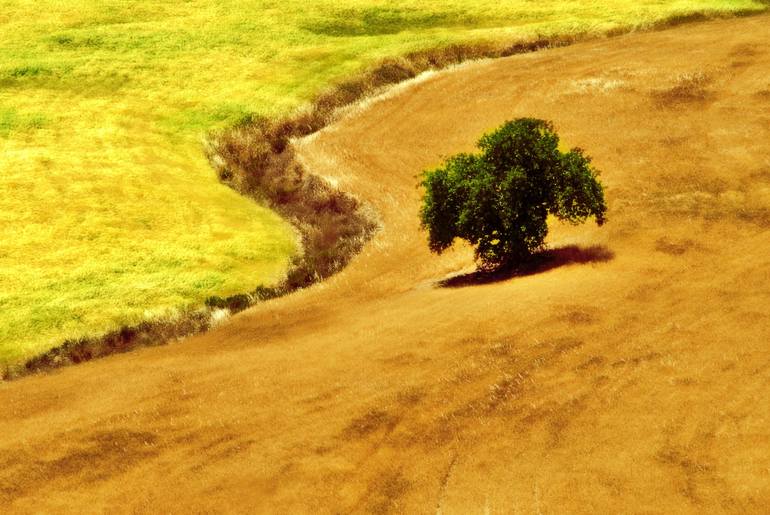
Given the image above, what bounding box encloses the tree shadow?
[437,244,614,288]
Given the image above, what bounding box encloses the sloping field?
[1,15,770,513]
[1,0,766,367]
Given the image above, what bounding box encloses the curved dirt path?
[2,16,770,513]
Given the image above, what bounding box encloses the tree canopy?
[420,118,607,269]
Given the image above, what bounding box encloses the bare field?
[1,15,770,513]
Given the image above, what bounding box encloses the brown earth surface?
[2,15,770,514]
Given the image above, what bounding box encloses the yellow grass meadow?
[1,0,766,364]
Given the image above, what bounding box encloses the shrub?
[420,118,607,269]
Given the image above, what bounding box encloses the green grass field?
[1,0,766,365]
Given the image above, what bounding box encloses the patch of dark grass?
[49,34,105,49]
[0,108,47,137]
[0,64,129,95]
[651,6,767,29]
[12,311,211,379]
[655,12,711,28]
[655,238,699,256]
[652,71,714,106]
[0,65,54,87]
[736,206,770,228]
[6,65,51,78]
[300,7,480,37]
[0,109,18,137]
[342,409,400,439]
[729,43,762,58]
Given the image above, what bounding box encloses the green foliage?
[420,119,607,269]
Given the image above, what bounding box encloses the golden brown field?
[1,14,769,513]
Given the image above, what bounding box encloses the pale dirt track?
[2,16,770,513]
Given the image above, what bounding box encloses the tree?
[420,118,607,269]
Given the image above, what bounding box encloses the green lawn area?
[0,0,766,365]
